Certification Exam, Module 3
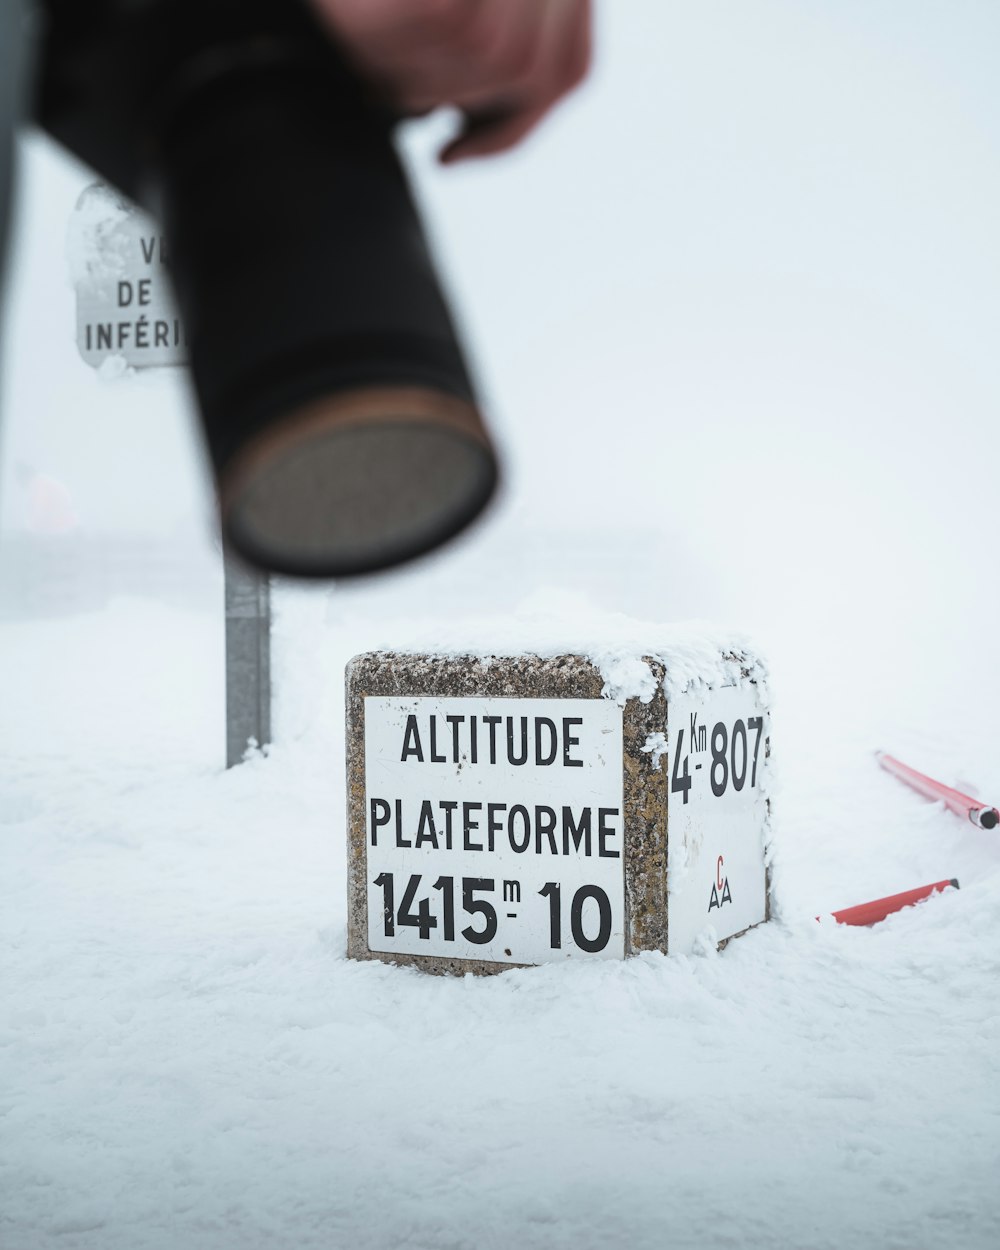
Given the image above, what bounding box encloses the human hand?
[309,0,592,162]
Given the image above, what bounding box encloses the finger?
[317,0,591,133]
[560,0,593,97]
[438,103,547,163]
[526,0,591,106]
[314,0,491,111]
[437,0,591,162]
[391,0,546,115]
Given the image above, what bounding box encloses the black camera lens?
[37,0,499,576]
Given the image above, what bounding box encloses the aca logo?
[708,855,732,911]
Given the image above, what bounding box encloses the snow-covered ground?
[3,2,1000,1246]
[2,581,999,1250]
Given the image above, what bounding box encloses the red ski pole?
[820,878,959,927]
[875,751,999,830]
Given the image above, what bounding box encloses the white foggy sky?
[1,0,998,714]
[400,0,1000,701]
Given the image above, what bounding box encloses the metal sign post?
[224,549,272,768]
[70,183,271,767]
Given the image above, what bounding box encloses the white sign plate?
[69,183,188,370]
[365,696,625,964]
[667,684,770,952]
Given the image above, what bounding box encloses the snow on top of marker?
[348,589,767,703]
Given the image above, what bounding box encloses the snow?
[64,183,130,287]
[345,596,765,705]
[2,589,998,1250]
[640,731,668,771]
[3,1,1000,1244]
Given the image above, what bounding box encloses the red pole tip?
[819,878,959,928]
[877,752,998,829]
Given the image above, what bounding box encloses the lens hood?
[38,0,499,575]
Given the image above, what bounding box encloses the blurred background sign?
[69,182,187,370]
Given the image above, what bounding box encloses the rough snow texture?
[2,594,998,1250]
[356,606,765,706]
[64,183,131,286]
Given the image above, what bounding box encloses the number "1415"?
[373,873,613,953]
